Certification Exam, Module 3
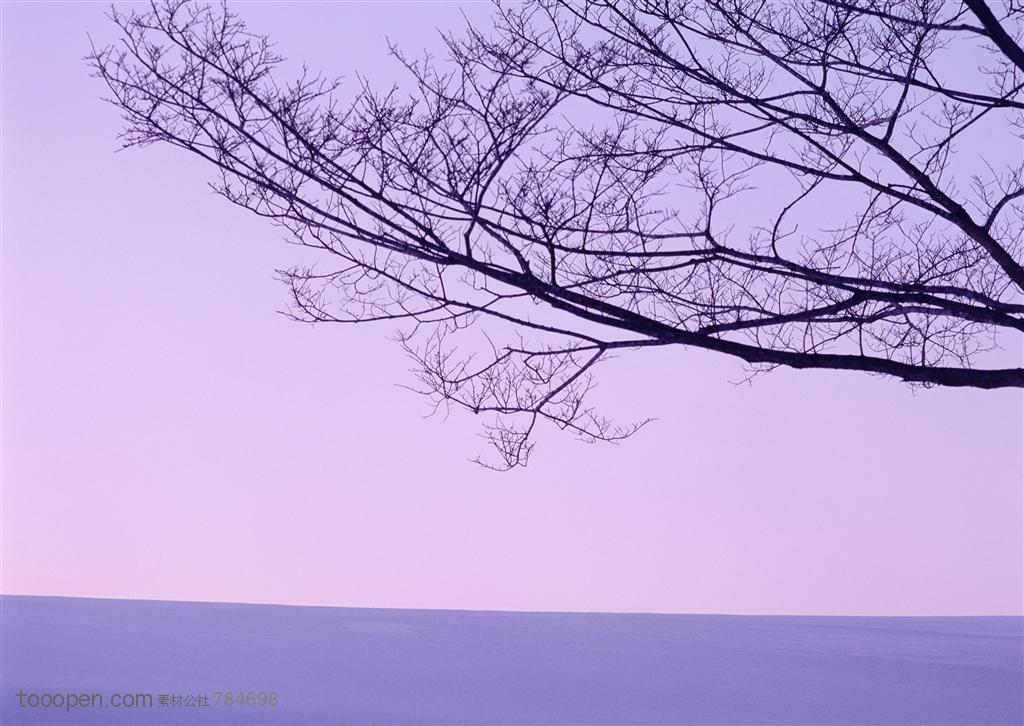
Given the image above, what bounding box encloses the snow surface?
[1,595,1021,724]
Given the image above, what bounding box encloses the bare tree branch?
[88,0,1024,467]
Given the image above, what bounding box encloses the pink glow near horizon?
[1,2,1022,615]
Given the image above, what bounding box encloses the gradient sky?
[2,1,1022,616]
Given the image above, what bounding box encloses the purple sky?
[2,1,1022,616]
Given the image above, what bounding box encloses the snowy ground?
[1,596,1021,724]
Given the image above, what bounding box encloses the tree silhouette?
[90,0,1024,467]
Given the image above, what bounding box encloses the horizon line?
[2,592,1021,619]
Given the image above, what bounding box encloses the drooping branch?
[965,0,1024,74]
[89,0,1024,467]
